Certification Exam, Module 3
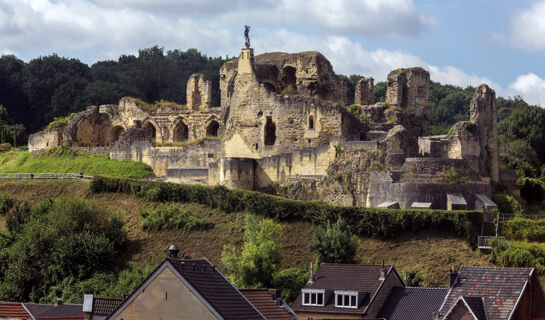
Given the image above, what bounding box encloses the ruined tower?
[386,67,430,155]
[186,74,212,110]
[354,77,374,105]
[470,84,499,182]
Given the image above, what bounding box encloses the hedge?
[91,176,483,244]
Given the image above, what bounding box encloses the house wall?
[295,312,362,320]
[512,273,545,320]
[365,272,404,318]
[111,267,218,320]
[444,304,476,320]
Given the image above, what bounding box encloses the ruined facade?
[28,45,502,210]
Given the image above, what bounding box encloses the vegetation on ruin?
[280,87,299,95]
[45,112,76,130]
[132,97,186,113]
[152,135,222,147]
[0,146,153,179]
[437,166,469,184]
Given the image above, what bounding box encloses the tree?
[222,215,284,288]
[374,81,387,102]
[308,217,359,264]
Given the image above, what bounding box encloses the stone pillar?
[186,74,212,110]
[355,77,374,105]
[470,84,499,182]
[238,48,255,74]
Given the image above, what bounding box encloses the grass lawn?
[0,148,153,179]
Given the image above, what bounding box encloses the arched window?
[143,122,157,141]
[309,115,314,130]
[111,126,125,143]
[173,121,189,142]
[206,120,219,137]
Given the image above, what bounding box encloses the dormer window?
[302,289,325,306]
[334,291,359,308]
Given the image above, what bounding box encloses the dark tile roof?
[35,304,83,320]
[463,296,487,320]
[292,264,397,315]
[377,287,448,320]
[92,298,122,316]
[241,289,297,320]
[437,266,533,320]
[166,258,265,320]
[0,302,32,319]
[23,303,55,317]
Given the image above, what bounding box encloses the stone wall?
[28,127,63,152]
[470,84,499,181]
[110,140,222,177]
[366,171,492,209]
[221,49,362,160]
[186,74,212,111]
[354,77,374,105]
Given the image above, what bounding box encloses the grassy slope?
[0,151,153,179]
[0,180,492,287]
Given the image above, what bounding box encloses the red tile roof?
[0,302,32,319]
[241,289,297,320]
[92,298,122,316]
[437,266,533,320]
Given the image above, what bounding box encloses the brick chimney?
[379,260,386,280]
[168,244,180,258]
[55,298,63,306]
[449,265,458,287]
[308,262,314,284]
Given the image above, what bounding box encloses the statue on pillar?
[244,25,251,49]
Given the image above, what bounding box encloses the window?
[335,293,358,308]
[309,115,314,130]
[302,291,325,306]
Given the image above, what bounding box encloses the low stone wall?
[109,140,222,176]
[72,147,111,154]
[28,128,63,153]
[366,171,492,209]
[165,167,209,185]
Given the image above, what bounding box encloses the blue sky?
[1,0,545,105]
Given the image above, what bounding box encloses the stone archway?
[264,116,276,145]
[143,121,158,142]
[110,126,125,144]
[173,120,189,142]
[206,120,219,137]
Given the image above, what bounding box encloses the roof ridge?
[405,287,448,290]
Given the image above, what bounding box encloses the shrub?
[493,241,545,274]
[492,193,524,216]
[500,218,545,242]
[404,268,424,287]
[0,197,127,302]
[437,166,468,184]
[45,113,76,130]
[140,204,214,231]
[309,217,359,263]
[222,216,284,288]
[519,177,545,203]
[272,268,308,303]
[91,176,483,245]
[348,104,363,118]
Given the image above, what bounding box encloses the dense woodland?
[1,47,545,192]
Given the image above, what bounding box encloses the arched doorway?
[206,120,219,137]
[110,126,125,143]
[143,122,157,141]
[173,121,189,142]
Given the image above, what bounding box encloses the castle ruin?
[28,44,503,211]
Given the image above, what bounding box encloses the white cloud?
[501,0,545,51]
[504,73,545,106]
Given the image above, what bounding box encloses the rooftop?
[377,287,448,320]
